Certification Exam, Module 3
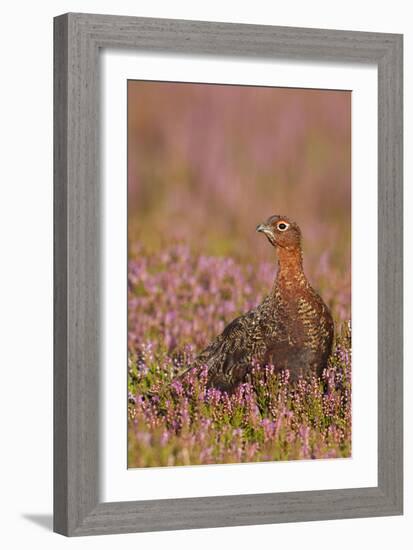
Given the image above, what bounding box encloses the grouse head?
[256,215,302,251]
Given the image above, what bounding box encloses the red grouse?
[181,215,334,392]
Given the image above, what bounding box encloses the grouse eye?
[277,222,289,231]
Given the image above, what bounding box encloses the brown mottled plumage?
[181,215,334,392]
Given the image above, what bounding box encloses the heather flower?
[127,247,351,467]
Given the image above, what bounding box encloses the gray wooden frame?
[54,12,403,536]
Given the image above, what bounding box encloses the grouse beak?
[256,223,277,246]
[256,223,272,236]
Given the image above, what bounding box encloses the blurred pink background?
[128,81,351,322]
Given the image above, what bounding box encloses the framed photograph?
[54,13,403,536]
